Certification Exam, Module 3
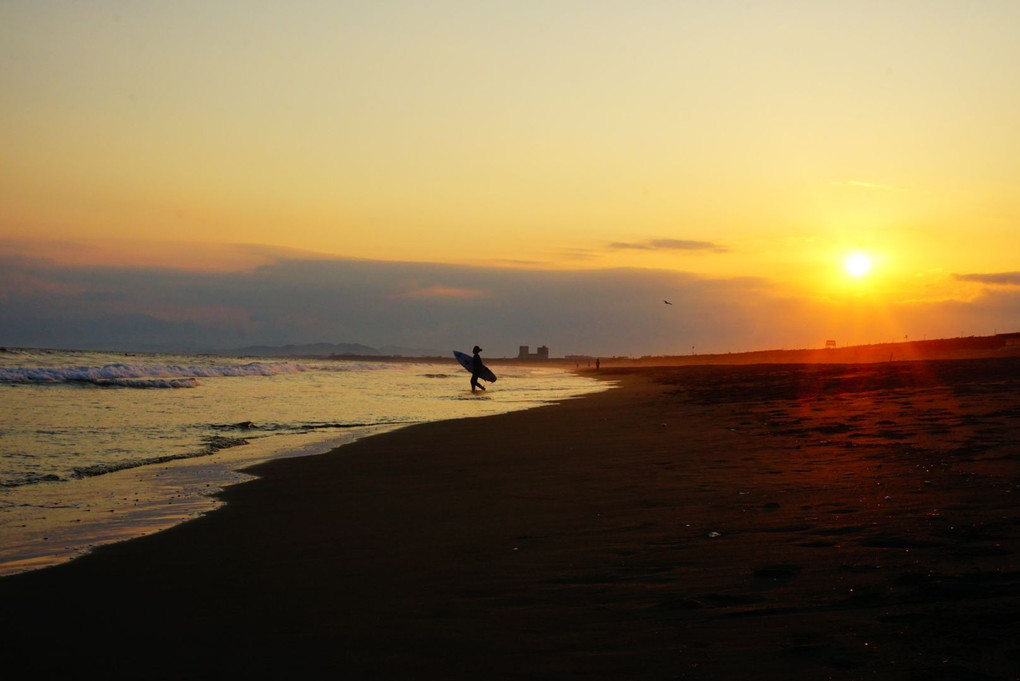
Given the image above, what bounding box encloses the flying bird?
[663,299,673,305]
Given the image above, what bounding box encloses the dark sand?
[4,358,1020,679]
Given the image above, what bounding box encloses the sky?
[2,1,1019,356]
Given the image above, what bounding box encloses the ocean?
[0,348,610,576]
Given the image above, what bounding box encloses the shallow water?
[0,349,610,575]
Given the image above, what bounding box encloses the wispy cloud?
[608,239,728,253]
[955,272,1020,286]
[397,284,488,300]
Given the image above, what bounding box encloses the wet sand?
[3,357,1019,679]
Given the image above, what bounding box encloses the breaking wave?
[0,361,307,387]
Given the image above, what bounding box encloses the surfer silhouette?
[470,346,486,392]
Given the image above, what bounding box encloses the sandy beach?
[4,357,1019,679]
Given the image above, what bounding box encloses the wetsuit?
[470,352,486,391]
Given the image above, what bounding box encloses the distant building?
[825,340,837,349]
[518,345,550,360]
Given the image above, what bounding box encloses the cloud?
[955,272,1020,287]
[0,253,771,355]
[3,253,1018,357]
[396,284,488,300]
[607,239,729,253]
[0,237,336,272]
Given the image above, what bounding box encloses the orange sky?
[2,2,1019,353]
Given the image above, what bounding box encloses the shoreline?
[0,361,609,577]
[0,423,401,577]
[3,358,1019,679]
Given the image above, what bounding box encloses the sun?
[844,252,872,278]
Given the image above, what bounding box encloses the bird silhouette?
[663,300,673,305]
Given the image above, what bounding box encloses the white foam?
[0,361,308,386]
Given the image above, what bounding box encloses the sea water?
[0,349,610,576]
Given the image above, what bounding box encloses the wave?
[0,361,307,387]
[85,377,201,389]
[209,419,417,434]
[56,421,413,482]
[14,420,409,485]
[70,435,251,480]
[0,472,62,489]
[302,361,405,373]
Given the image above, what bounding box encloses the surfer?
[470,346,487,392]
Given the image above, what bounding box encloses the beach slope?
[3,359,1020,679]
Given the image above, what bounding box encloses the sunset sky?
[3,1,1019,356]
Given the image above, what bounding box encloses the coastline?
[0,358,607,577]
[3,359,1019,679]
[0,423,402,577]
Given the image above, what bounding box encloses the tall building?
[518,345,550,360]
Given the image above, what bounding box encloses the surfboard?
[453,350,497,383]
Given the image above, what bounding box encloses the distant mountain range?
[218,342,445,358]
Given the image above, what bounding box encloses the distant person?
[596,358,600,371]
[471,345,486,392]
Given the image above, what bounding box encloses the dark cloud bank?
[955,272,1020,286]
[2,255,1018,357]
[607,239,729,253]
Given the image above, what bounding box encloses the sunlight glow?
[844,253,873,278]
